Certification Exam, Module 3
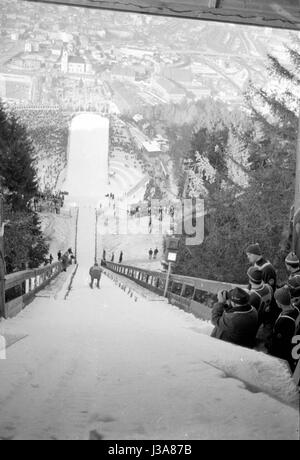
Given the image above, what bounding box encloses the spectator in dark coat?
[57,250,62,261]
[287,276,300,311]
[246,243,277,290]
[247,266,280,346]
[119,251,123,264]
[61,252,69,272]
[211,287,258,349]
[269,286,300,371]
[285,252,300,280]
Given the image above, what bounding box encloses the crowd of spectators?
[13,108,69,192]
[211,243,300,373]
[28,191,66,214]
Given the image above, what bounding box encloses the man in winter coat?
[287,276,300,312]
[89,262,103,289]
[245,243,277,290]
[285,252,300,280]
[269,286,300,371]
[211,287,258,349]
[247,266,279,349]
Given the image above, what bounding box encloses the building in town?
[60,48,94,74]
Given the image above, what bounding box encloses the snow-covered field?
[0,268,298,440]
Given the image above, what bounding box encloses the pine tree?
[0,101,49,273]
[172,44,300,283]
[0,110,37,210]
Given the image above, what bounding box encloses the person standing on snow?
[89,262,103,289]
[61,252,69,272]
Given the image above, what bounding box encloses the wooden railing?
[103,260,241,322]
[2,262,63,319]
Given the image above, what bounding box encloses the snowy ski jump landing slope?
[0,271,298,440]
[63,112,111,265]
[0,113,297,440]
[64,113,109,204]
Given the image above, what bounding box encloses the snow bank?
[102,269,299,406]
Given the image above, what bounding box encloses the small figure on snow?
[89,262,103,289]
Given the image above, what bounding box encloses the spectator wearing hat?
[247,267,278,349]
[246,243,277,290]
[269,287,300,371]
[287,276,300,312]
[285,252,300,280]
[247,267,274,321]
[211,287,258,349]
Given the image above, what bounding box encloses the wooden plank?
[26,0,300,30]
[5,270,34,290]
[1,262,63,319]
[106,261,243,296]
[5,297,24,319]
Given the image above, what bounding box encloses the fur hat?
[229,287,250,306]
[246,243,262,256]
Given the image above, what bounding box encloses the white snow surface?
[64,113,109,204]
[0,113,298,440]
[0,267,298,440]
